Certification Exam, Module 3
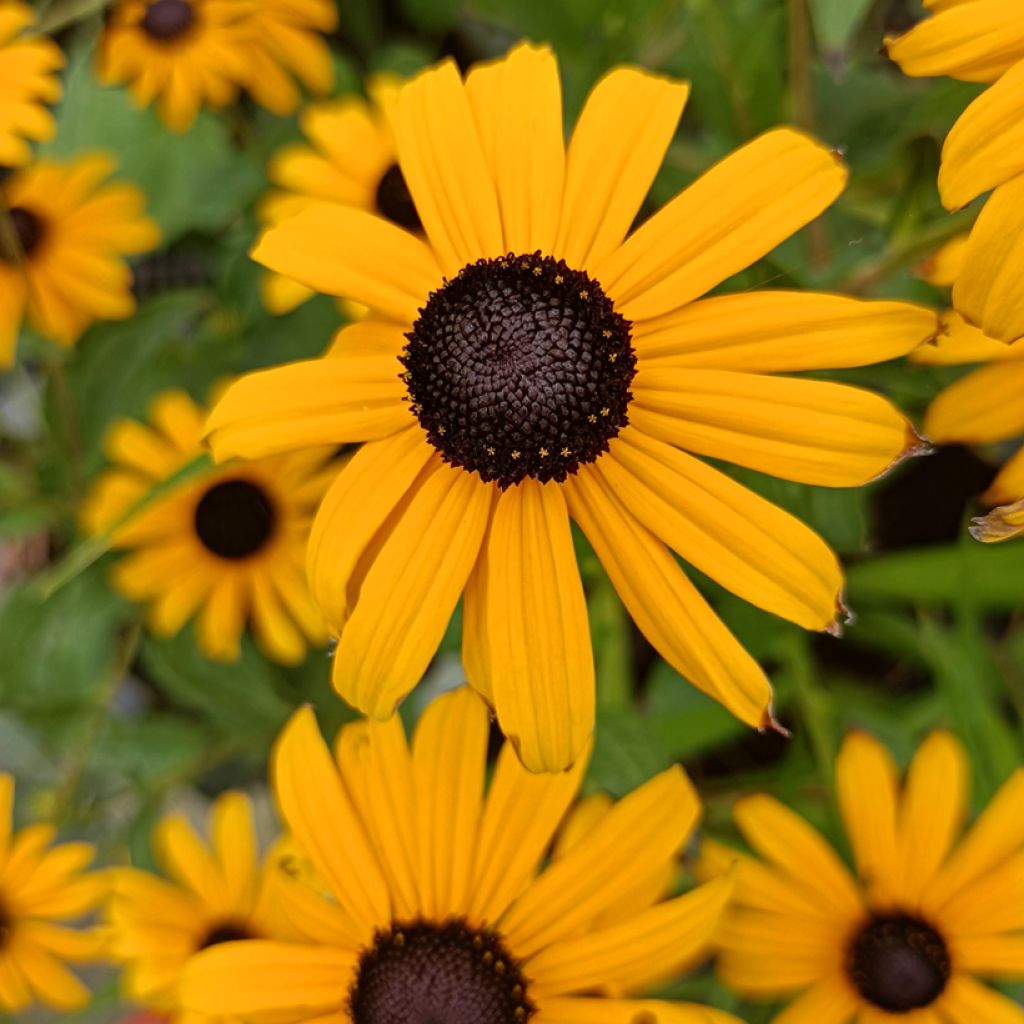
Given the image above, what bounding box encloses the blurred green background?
[2,0,1021,1019]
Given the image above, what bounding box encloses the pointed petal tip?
[760,705,791,739]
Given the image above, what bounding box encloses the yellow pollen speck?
[608,352,618,362]
[579,290,589,299]
[394,932,405,946]
[560,447,570,457]
[554,274,564,284]
[587,414,597,424]
[495,961,506,975]
[438,426,446,435]
[486,446,496,456]
[482,951,494,965]
[600,407,610,416]
[511,450,521,459]
[532,266,542,276]
[539,447,550,457]
[602,329,612,338]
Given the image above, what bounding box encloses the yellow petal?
[935,849,1024,935]
[252,202,441,323]
[555,67,689,271]
[835,732,901,906]
[918,233,971,287]
[392,58,503,276]
[6,941,90,1012]
[910,310,1014,366]
[771,974,860,1024]
[272,707,390,934]
[631,367,920,486]
[896,731,969,905]
[466,42,565,255]
[527,877,732,997]
[467,740,588,926]
[957,933,1024,974]
[535,998,745,1024]
[924,358,1024,442]
[480,480,594,774]
[636,291,937,372]
[985,447,1024,506]
[211,792,258,913]
[204,356,409,462]
[181,941,355,1018]
[332,460,491,718]
[411,687,488,918]
[940,61,1024,209]
[885,1,1024,83]
[565,465,773,728]
[0,773,12,857]
[152,813,225,911]
[595,129,846,321]
[500,766,699,958]
[954,174,1024,343]
[600,428,844,631]
[937,973,1024,1024]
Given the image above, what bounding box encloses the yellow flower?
[180,686,740,1024]
[0,2,64,167]
[886,1,1024,342]
[231,0,337,119]
[259,75,416,315]
[701,730,1024,1023]
[0,773,105,1015]
[208,43,937,773]
[909,234,1019,505]
[0,153,160,367]
[81,388,332,664]
[107,791,296,1022]
[97,0,335,133]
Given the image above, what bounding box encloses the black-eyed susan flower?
[259,75,419,315]
[887,2,1024,342]
[97,0,251,132]
[0,2,64,167]
[208,43,937,772]
[180,686,741,1024]
[81,389,332,664]
[0,153,160,367]
[107,791,295,1022]
[231,0,337,119]
[701,730,1024,1023]
[0,772,105,1015]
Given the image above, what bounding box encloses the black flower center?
[198,920,254,950]
[194,478,276,560]
[375,163,421,233]
[847,914,951,1013]
[401,253,635,488]
[350,919,534,1024]
[140,0,195,41]
[0,206,45,263]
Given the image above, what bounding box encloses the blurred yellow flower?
[180,687,740,1024]
[887,1,1024,342]
[210,43,936,772]
[0,773,104,1015]
[107,791,298,1023]
[0,153,160,367]
[81,389,332,664]
[0,2,64,167]
[259,74,418,315]
[701,730,1024,1023]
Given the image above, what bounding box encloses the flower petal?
[631,367,920,486]
[392,58,503,276]
[635,291,937,372]
[536,998,744,1024]
[555,67,689,271]
[595,129,846,321]
[332,459,491,719]
[910,310,1012,366]
[251,202,441,323]
[211,792,258,913]
[924,357,1024,442]
[986,447,1024,506]
[565,465,773,728]
[466,42,565,255]
[204,357,410,461]
[479,480,594,774]
[938,973,1024,1024]
[954,174,1024,343]
[770,974,860,1024]
[599,428,843,631]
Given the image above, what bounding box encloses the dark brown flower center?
[401,253,635,489]
[0,206,45,263]
[375,163,421,233]
[847,914,951,1013]
[194,478,276,560]
[140,0,195,41]
[197,920,254,950]
[350,919,534,1024]
[0,901,12,951]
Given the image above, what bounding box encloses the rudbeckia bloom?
[81,389,332,664]
[209,43,936,772]
[259,75,419,314]
[0,773,105,1015]
[0,2,64,167]
[701,730,1024,1023]
[180,686,741,1024]
[0,153,160,367]
[886,1,1024,342]
[108,791,294,1022]
[97,0,251,132]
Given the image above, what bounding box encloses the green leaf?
[587,705,673,796]
[809,0,875,61]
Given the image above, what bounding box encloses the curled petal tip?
[760,706,791,739]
